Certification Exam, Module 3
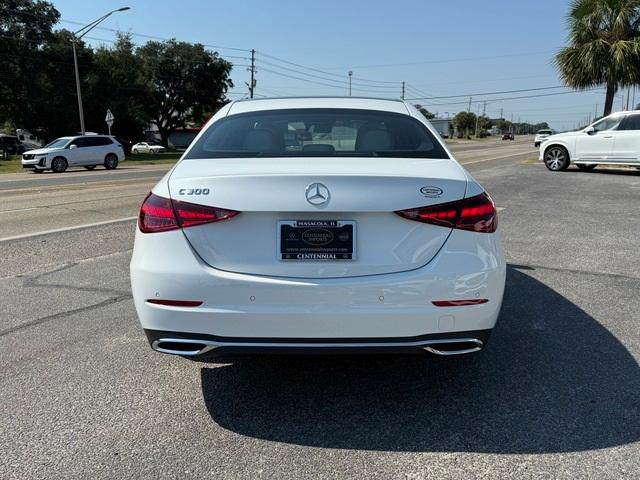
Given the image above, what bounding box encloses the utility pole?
[467,97,472,112]
[482,101,486,117]
[247,49,256,99]
[401,81,405,100]
[348,71,353,96]
[500,107,503,119]
[595,103,598,119]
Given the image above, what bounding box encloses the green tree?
[555,0,640,116]
[476,115,492,136]
[453,111,477,137]
[414,104,435,119]
[34,29,93,139]
[496,119,511,132]
[0,0,60,129]
[137,40,233,147]
[85,34,149,140]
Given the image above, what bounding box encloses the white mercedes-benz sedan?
[130,97,506,359]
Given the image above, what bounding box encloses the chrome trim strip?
[151,337,484,357]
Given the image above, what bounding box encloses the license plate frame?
[278,220,356,261]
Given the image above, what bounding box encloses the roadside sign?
[105,109,115,135]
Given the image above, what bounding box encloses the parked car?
[131,97,506,361]
[534,129,555,147]
[540,110,640,171]
[131,142,166,154]
[0,135,25,156]
[502,132,514,141]
[21,135,125,173]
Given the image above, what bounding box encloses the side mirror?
[584,126,596,135]
[69,144,77,149]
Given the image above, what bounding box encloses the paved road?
[0,138,535,240]
[2,140,639,479]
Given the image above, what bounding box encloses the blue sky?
[51,0,636,130]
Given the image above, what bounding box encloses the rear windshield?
[185,108,449,159]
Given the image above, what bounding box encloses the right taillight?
[395,192,497,233]
[138,192,239,233]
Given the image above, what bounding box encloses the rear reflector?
[395,192,497,233]
[432,299,489,307]
[146,299,203,307]
[138,192,239,233]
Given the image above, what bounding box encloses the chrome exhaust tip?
[152,338,217,356]
[421,338,484,356]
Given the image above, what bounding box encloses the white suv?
[534,129,555,147]
[21,135,125,173]
[540,111,640,171]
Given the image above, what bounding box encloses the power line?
[323,50,559,70]
[256,58,400,92]
[257,51,400,86]
[413,88,605,107]
[406,85,570,100]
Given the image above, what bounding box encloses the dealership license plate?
[279,220,355,261]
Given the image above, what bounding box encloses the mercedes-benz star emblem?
[305,182,330,206]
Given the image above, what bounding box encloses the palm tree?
[555,0,640,116]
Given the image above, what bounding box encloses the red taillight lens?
[395,192,497,233]
[173,200,239,228]
[139,192,178,233]
[138,193,239,233]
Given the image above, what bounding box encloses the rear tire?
[132,148,138,154]
[576,164,597,171]
[51,156,68,173]
[544,146,570,171]
[85,165,96,170]
[104,153,118,170]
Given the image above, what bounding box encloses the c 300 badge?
[420,186,443,198]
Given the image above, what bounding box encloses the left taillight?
[138,192,239,233]
[395,192,497,233]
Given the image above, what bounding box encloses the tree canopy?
[0,1,234,143]
[453,111,477,137]
[555,0,640,115]
[137,40,233,146]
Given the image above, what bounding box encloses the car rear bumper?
[130,227,506,353]
[144,328,493,358]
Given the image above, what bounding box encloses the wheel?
[51,156,68,173]
[104,153,118,170]
[544,146,570,171]
[132,148,138,154]
[576,164,597,171]
[84,165,96,170]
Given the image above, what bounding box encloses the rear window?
[185,108,449,159]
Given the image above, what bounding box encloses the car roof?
[227,96,409,116]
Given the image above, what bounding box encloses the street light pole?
[348,71,353,96]
[71,40,85,135]
[71,7,130,135]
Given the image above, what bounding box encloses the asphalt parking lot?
[1,139,639,479]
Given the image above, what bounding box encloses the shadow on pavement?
[568,166,640,176]
[200,265,640,453]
